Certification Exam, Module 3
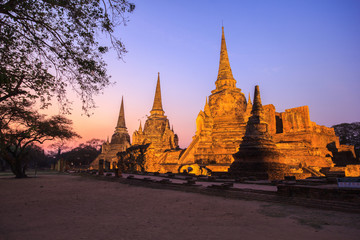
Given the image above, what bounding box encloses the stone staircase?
[178,135,200,164]
[302,166,325,177]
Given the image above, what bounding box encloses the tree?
[333,122,360,158]
[48,140,71,161]
[0,0,135,113]
[0,99,79,177]
[0,1,134,177]
[24,144,51,169]
[84,138,104,151]
[61,138,103,168]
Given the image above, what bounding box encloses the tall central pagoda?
[179,27,251,171]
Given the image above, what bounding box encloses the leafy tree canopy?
[61,138,104,167]
[333,122,360,158]
[0,0,135,113]
[0,99,80,177]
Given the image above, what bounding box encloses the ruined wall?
[263,104,276,135]
[271,105,357,173]
[281,106,311,133]
[90,137,130,170]
[229,99,358,179]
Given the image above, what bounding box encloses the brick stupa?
[178,27,250,171]
[132,73,180,172]
[90,97,131,170]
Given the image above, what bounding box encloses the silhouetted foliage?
[48,140,71,161]
[333,122,360,158]
[25,144,51,169]
[0,0,134,177]
[61,139,104,168]
[117,144,149,173]
[0,0,135,113]
[84,138,104,151]
[0,155,8,171]
[0,100,79,177]
[0,144,51,171]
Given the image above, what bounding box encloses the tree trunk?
[10,158,27,178]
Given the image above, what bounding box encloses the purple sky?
[45,0,360,148]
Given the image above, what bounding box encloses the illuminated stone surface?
[90,27,358,179]
[179,27,358,179]
[229,86,287,180]
[131,73,180,172]
[179,27,249,171]
[90,97,131,169]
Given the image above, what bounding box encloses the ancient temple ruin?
[131,73,181,172]
[90,27,358,179]
[229,86,295,180]
[90,97,131,169]
[177,27,358,178]
[132,73,178,151]
[178,27,251,172]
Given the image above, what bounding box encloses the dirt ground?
[1,174,360,240]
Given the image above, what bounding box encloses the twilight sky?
[43,0,360,149]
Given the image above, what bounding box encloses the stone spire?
[246,92,253,115]
[204,97,211,115]
[150,72,165,116]
[111,96,130,144]
[215,26,236,90]
[138,121,142,132]
[251,85,263,117]
[116,96,126,130]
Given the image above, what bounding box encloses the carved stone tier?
[132,73,179,172]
